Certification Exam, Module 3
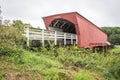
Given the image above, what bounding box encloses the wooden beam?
[53,20,60,27]
[105,45,108,56]
[60,21,67,29]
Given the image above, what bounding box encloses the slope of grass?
[0,50,97,80]
[0,45,120,80]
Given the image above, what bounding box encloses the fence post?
[55,31,57,45]
[64,33,66,45]
[26,27,29,46]
[42,29,44,45]
[76,35,77,44]
[71,34,73,44]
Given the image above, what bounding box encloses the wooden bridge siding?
[25,27,77,46]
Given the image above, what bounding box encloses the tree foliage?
[12,20,32,31]
[0,20,32,47]
[0,26,25,46]
[101,27,120,45]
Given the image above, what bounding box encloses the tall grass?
[1,43,120,80]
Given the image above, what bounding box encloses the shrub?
[0,43,15,56]
[0,26,25,47]
[0,43,24,64]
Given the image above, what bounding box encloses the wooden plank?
[53,20,60,27]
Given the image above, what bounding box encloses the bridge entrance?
[48,18,76,34]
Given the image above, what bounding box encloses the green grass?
[0,45,120,80]
[109,45,120,53]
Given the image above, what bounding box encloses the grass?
[0,45,120,80]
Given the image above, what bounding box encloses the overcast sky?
[0,0,120,29]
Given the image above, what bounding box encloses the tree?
[12,20,24,31]
[0,25,25,46]
[12,20,32,31]
[109,34,120,45]
[101,27,120,45]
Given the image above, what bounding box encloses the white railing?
[24,27,77,46]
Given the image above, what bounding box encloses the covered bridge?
[43,12,108,52]
[25,12,108,53]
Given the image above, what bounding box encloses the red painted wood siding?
[43,12,108,48]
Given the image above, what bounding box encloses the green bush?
[0,43,24,64]
[0,26,25,47]
[0,43,22,55]
[0,43,15,56]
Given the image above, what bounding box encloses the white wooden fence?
[24,27,77,46]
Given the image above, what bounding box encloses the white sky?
[0,0,120,29]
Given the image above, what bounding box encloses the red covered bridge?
[25,12,108,53]
[43,12,108,51]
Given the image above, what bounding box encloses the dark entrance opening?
[49,18,76,34]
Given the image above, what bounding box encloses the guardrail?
[24,27,77,46]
